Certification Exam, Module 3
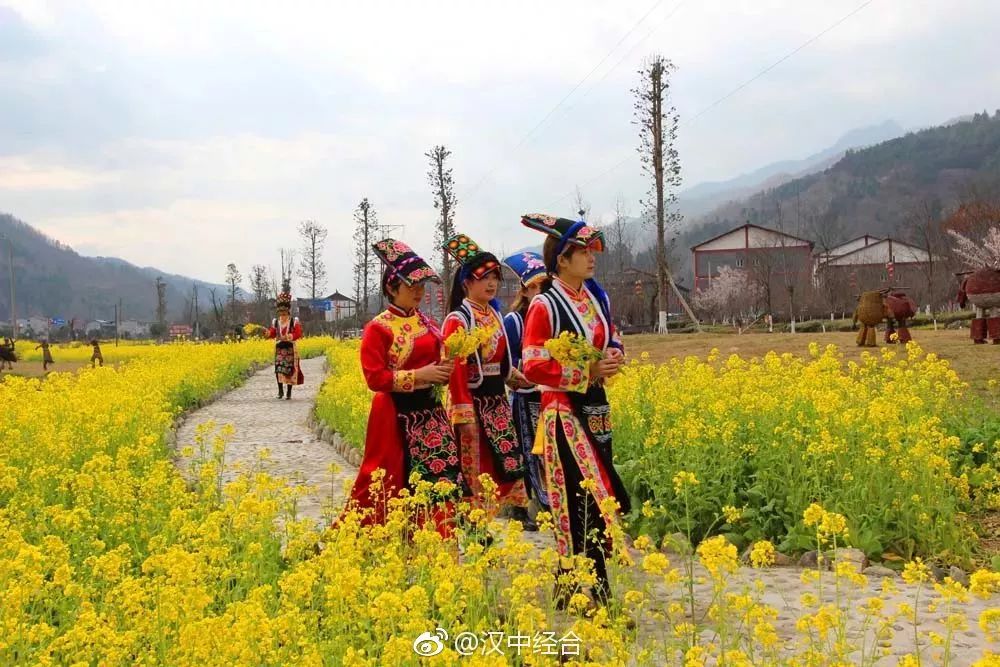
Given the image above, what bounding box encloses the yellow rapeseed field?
[6,336,1000,664]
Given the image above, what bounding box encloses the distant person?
[0,337,16,370]
[35,340,54,371]
[90,339,104,367]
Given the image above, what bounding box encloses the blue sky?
[1,0,998,294]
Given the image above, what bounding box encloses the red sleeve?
[291,320,303,341]
[522,298,590,392]
[267,325,277,339]
[360,322,415,393]
[442,313,475,424]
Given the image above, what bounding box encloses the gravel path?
[171,358,994,664]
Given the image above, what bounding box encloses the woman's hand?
[414,360,454,385]
[589,356,623,380]
[507,368,534,390]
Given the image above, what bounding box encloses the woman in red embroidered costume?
[520,213,631,606]
[267,282,304,399]
[340,238,462,537]
[441,234,530,530]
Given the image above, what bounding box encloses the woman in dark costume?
[340,238,462,537]
[520,213,630,605]
[267,284,304,399]
[502,251,550,521]
[441,233,531,529]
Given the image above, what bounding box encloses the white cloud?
[2,0,999,296]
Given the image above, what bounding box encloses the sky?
[1,0,999,295]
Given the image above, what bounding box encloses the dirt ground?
[0,360,93,379]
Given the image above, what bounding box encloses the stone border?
[309,415,363,467]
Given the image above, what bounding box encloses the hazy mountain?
[0,213,228,321]
[677,120,905,218]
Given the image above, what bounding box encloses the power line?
[543,0,876,209]
[463,0,669,199]
[552,0,688,122]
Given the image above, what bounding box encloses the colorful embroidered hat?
[276,277,293,311]
[521,213,604,253]
[443,233,502,280]
[371,238,440,286]
[502,250,547,286]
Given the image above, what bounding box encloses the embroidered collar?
[465,298,491,314]
[387,303,416,317]
[554,277,587,300]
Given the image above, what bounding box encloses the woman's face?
[557,246,596,282]
[391,281,425,310]
[464,270,499,304]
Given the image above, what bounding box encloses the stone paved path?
[172,359,995,665]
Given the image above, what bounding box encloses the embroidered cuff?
[558,364,590,393]
[392,370,416,393]
[451,403,475,425]
[523,346,551,361]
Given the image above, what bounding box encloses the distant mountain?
[0,213,227,321]
[677,120,905,218]
[603,112,1000,285]
[678,111,1000,263]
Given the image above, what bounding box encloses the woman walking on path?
[441,234,531,531]
[502,250,549,520]
[267,283,303,400]
[36,339,54,371]
[340,239,462,537]
[520,213,630,606]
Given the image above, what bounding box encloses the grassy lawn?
[625,328,999,396]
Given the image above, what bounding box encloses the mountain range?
[4,111,998,321]
[0,213,226,322]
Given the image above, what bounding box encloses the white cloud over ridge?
[1,0,998,294]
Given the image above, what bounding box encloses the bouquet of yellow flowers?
[443,326,490,360]
[543,331,604,366]
[243,323,265,339]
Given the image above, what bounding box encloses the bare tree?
[279,249,295,295]
[633,55,700,332]
[248,264,271,323]
[427,145,458,288]
[353,198,379,317]
[573,186,592,222]
[208,287,225,334]
[224,263,242,325]
[296,220,328,300]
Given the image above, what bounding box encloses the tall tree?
[249,264,271,303]
[154,277,167,333]
[248,264,271,324]
[296,220,328,300]
[633,55,700,333]
[279,249,295,295]
[352,198,379,317]
[225,263,242,325]
[426,145,458,290]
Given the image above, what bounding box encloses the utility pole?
[3,235,15,338]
